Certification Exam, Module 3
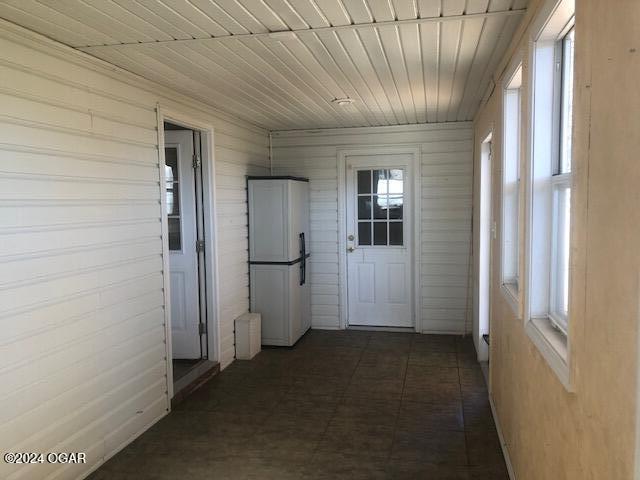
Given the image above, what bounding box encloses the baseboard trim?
[489,394,517,480]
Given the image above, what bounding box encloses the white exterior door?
[165,131,201,359]
[346,154,414,328]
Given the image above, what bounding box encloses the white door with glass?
[345,154,414,328]
[165,131,201,359]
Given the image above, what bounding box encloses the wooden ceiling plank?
[206,0,269,33]
[260,38,356,126]
[262,0,310,30]
[392,0,418,20]
[187,0,251,35]
[436,19,462,122]
[420,22,440,123]
[444,0,488,121]
[284,0,331,28]
[36,0,147,44]
[82,0,175,42]
[315,0,352,26]
[131,0,216,38]
[342,0,374,23]
[0,2,97,47]
[455,15,502,119]
[229,37,343,125]
[232,0,290,31]
[154,0,231,36]
[357,28,408,123]
[417,0,441,18]
[157,42,311,124]
[336,29,399,124]
[315,30,390,125]
[366,0,396,22]
[90,45,283,128]
[297,33,378,125]
[399,23,426,123]
[378,26,418,123]
[445,17,485,121]
[110,0,194,40]
[191,41,326,124]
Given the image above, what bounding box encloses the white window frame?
[524,0,575,391]
[501,57,524,316]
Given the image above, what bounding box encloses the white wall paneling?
[272,123,474,334]
[0,0,529,131]
[0,20,268,480]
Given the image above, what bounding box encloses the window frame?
[524,0,575,391]
[500,57,524,315]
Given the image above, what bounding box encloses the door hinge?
[196,240,205,253]
[193,153,201,169]
[199,323,207,335]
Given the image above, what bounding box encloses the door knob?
[347,246,355,253]
[347,234,355,241]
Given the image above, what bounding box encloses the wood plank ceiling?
[0,0,528,130]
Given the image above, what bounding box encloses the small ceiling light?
[332,97,354,106]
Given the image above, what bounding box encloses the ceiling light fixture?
[332,97,354,106]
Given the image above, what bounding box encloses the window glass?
[356,168,405,247]
[358,222,371,246]
[389,222,403,246]
[373,222,387,246]
[559,28,575,175]
[165,147,181,251]
[358,196,372,220]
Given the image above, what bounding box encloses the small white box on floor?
[235,313,261,360]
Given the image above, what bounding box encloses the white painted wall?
[0,21,268,480]
[271,123,474,334]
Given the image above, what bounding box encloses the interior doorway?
[163,121,217,397]
[476,132,493,365]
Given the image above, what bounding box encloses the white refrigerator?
[248,177,311,346]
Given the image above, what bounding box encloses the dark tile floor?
[90,330,508,479]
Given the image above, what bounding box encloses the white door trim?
[157,105,221,401]
[337,146,421,331]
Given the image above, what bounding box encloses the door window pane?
[357,170,371,194]
[358,222,372,246]
[358,196,372,220]
[165,147,181,251]
[387,195,403,219]
[354,167,405,247]
[373,222,387,245]
[389,222,403,246]
[372,169,389,194]
[168,217,181,250]
[373,195,388,219]
[388,169,403,194]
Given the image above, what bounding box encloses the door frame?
[337,146,421,331]
[474,129,493,363]
[157,105,221,400]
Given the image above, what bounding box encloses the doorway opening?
[163,120,218,399]
[476,132,493,370]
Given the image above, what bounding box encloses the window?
[356,168,404,247]
[165,147,181,250]
[526,0,575,389]
[502,62,523,305]
[549,27,575,333]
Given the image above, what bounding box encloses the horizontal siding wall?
[271,123,473,333]
[0,22,268,480]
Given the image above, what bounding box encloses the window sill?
[500,283,521,318]
[525,317,573,391]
